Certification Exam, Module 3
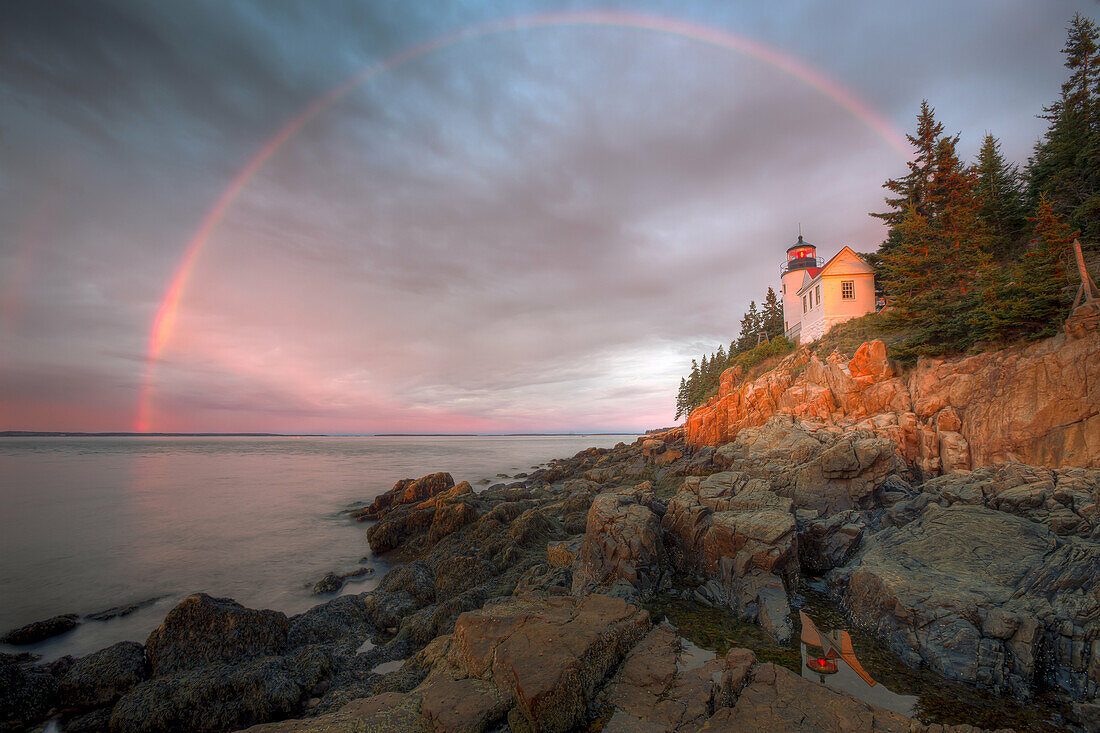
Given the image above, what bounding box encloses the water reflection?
[799,612,917,718]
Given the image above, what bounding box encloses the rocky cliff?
[685,322,1099,475]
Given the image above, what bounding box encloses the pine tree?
[674,377,688,420]
[685,359,700,412]
[873,100,945,252]
[714,344,727,371]
[881,118,992,355]
[1028,13,1100,242]
[976,194,1076,341]
[737,301,762,352]
[973,133,1027,257]
[761,287,784,338]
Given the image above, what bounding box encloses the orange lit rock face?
[686,329,1099,475]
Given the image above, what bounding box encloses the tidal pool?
[645,580,1074,732]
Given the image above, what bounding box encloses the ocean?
[0,434,632,661]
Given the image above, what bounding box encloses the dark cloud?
[1,0,1093,431]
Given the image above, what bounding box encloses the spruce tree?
[674,377,688,420]
[737,301,762,351]
[976,194,1076,341]
[761,287,784,337]
[686,359,700,411]
[881,118,992,355]
[1028,13,1100,242]
[873,100,945,252]
[973,133,1027,257]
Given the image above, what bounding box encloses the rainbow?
[135,10,910,431]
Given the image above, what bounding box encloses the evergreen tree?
[737,301,762,352]
[881,120,992,355]
[975,194,1076,341]
[1028,13,1100,242]
[973,133,1028,256]
[761,287,784,338]
[872,100,945,252]
[714,344,727,371]
[674,377,688,420]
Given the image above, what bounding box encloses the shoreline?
[3,426,1096,732]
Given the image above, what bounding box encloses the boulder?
[1,613,79,645]
[56,640,147,709]
[145,593,290,677]
[448,594,651,733]
[702,662,915,732]
[0,653,60,726]
[287,594,375,648]
[351,473,455,522]
[601,625,726,732]
[830,503,1100,700]
[662,471,797,641]
[715,417,901,514]
[572,489,666,598]
[419,676,511,733]
[434,556,494,601]
[913,462,1100,538]
[547,537,582,568]
[366,480,477,555]
[111,646,333,733]
[848,339,895,381]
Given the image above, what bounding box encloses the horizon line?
[0,430,658,438]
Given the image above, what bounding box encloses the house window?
[815,285,821,307]
[802,295,807,313]
[842,281,855,300]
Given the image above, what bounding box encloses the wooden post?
[1073,238,1099,308]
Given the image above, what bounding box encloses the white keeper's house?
[780,235,877,343]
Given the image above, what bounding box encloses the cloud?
[1,0,1092,431]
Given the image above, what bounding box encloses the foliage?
[674,335,794,420]
[808,312,905,360]
[1028,13,1100,243]
[878,116,992,357]
[973,133,1029,257]
[872,99,945,246]
[870,16,1097,357]
[972,194,1077,342]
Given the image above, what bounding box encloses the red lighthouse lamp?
[806,654,839,675]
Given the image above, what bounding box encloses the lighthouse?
[781,235,818,341]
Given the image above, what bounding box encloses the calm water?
[0,435,632,660]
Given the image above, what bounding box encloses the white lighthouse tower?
[781,234,818,342]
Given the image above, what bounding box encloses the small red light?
[807,657,839,675]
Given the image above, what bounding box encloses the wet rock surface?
[145,593,291,676]
[1,613,80,645]
[831,502,1100,701]
[662,470,798,641]
[56,640,147,710]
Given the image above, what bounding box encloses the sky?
[0,0,1093,434]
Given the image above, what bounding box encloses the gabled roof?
[797,246,871,295]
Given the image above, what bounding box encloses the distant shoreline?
[0,431,642,438]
